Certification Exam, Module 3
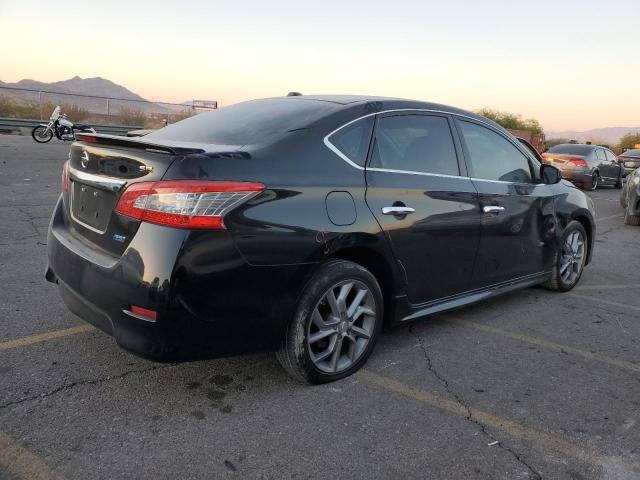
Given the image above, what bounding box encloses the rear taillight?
[115,180,264,230]
[62,160,69,192]
[569,158,587,168]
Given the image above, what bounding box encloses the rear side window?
[327,116,374,167]
[596,149,606,161]
[459,121,532,183]
[369,115,459,176]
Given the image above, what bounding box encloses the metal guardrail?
[0,117,141,136]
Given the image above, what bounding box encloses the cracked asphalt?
[1,134,640,480]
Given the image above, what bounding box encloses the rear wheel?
[276,260,383,384]
[624,205,640,226]
[544,221,587,292]
[589,172,599,191]
[615,171,623,189]
[31,126,53,143]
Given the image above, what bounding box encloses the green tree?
[618,132,640,151]
[476,108,544,134]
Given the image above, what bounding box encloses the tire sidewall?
[555,221,588,291]
[288,260,384,384]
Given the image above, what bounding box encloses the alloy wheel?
[307,280,376,374]
[559,230,585,285]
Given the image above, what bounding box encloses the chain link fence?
[0,86,217,129]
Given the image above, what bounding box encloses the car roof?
[277,95,498,127]
[622,149,640,156]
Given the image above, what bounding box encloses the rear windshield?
[146,98,338,146]
[623,149,640,157]
[547,144,594,155]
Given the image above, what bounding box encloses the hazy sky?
[1,0,638,130]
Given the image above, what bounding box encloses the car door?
[604,149,621,181]
[365,112,481,305]
[595,148,611,180]
[455,119,557,288]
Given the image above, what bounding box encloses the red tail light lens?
[569,158,587,168]
[62,160,69,192]
[115,180,265,230]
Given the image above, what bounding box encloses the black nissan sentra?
[46,96,596,383]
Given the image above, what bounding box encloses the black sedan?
[542,143,623,190]
[620,167,640,225]
[45,96,596,384]
[618,148,640,177]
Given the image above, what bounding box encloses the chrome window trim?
[323,108,539,184]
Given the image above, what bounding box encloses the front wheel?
[276,259,383,384]
[543,221,588,292]
[31,126,53,143]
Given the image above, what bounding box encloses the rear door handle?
[382,206,415,215]
[482,206,505,213]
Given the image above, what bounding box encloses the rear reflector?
[130,305,157,321]
[115,180,265,229]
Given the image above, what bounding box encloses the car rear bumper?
[559,170,592,185]
[46,197,308,361]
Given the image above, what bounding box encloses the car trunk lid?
[65,134,207,256]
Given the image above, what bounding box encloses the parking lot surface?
[1,134,639,480]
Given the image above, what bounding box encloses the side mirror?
[541,164,562,185]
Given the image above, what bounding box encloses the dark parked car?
[542,144,623,190]
[45,96,596,384]
[620,167,640,225]
[618,149,640,177]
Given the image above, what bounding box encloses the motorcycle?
[31,106,96,143]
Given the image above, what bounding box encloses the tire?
[543,221,588,292]
[624,206,640,226]
[276,259,384,384]
[620,183,628,208]
[589,172,599,191]
[31,126,53,143]
[614,171,623,189]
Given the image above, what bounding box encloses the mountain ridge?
[0,76,149,101]
[543,126,640,145]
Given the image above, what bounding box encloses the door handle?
[382,206,415,215]
[482,205,505,213]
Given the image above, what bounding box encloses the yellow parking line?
[358,370,600,465]
[568,293,640,313]
[576,284,640,291]
[0,431,61,480]
[0,325,94,351]
[454,320,640,373]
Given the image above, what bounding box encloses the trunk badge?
[112,234,126,243]
[80,151,90,169]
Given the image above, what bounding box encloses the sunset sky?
[1,0,638,131]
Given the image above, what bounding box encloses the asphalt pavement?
[1,134,639,480]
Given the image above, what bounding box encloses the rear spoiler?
[74,132,205,155]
